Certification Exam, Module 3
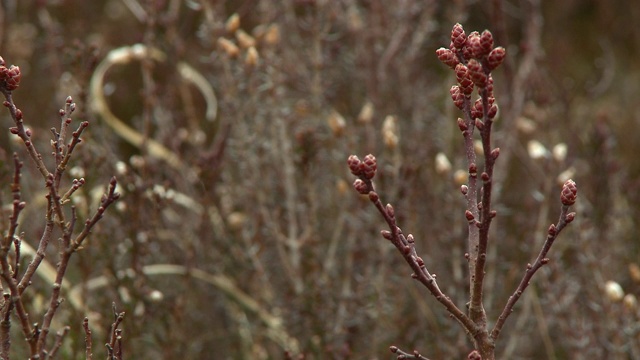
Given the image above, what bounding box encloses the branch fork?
[348,23,577,360]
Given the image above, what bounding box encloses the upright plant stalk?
[347,23,578,359]
[0,55,121,359]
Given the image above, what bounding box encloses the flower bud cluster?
[0,56,21,91]
[348,154,377,180]
[436,24,505,120]
[347,154,378,194]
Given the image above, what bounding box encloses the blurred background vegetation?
[0,0,638,358]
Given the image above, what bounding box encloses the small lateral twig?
[490,190,576,342]
[106,303,125,360]
[84,317,93,360]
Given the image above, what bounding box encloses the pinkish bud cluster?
[470,96,498,120]
[0,57,21,91]
[560,179,577,206]
[436,24,506,95]
[437,23,505,69]
[348,154,378,194]
[436,24,505,119]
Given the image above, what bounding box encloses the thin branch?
[69,177,120,252]
[47,326,70,358]
[1,90,50,179]
[347,155,479,338]
[490,203,576,341]
[106,304,125,360]
[36,178,120,356]
[389,345,432,360]
[4,154,25,251]
[83,317,93,360]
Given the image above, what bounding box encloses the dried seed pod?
[236,29,256,48]
[382,115,399,149]
[217,38,240,57]
[327,110,346,137]
[225,13,240,33]
[245,46,259,67]
[357,100,374,124]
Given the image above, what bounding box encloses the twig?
[106,303,125,360]
[84,317,93,360]
[347,155,478,338]
[490,186,577,341]
[47,326,70,358]
[389,345,431,360]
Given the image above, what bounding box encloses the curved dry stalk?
[89,44,217,173]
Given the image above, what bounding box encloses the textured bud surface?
[560,179,577,206]
[451,23,466,49]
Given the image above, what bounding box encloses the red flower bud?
[486,75,494,96]
[362,154,377,179]
[455,64,474,95]
[487,104,498,119]
[480,30,494,56]
[490,147,500,160]
[467,59,487,88]
[450,85,465,110]
[565,212,576,223]
[471,98,483,119]
[386,203,395,218]
[347,155,361,176]
[457,117,468,132]
[353,179,369,194]
[451,23,466,50]
[487,47,506,71]
[436,47,459,69]
[466,31,483,59]
[469,163,477,177]
[560,179,577,206]
[465,210,475,221]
